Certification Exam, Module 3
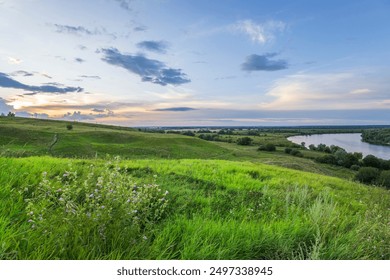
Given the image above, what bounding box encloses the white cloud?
[350,88,372,95]
[261,72,388,110]
[232,19,286,44]
[8,56,22,64]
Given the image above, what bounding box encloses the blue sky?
[1,0,390,126]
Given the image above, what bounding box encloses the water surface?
[288,133,390,160]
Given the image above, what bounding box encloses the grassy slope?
[0,156,388,259]
[0,117,389,259]
[0,117,231,159]
[0,117,355,179]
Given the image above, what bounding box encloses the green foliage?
[236,137,253,146]
[66,124,73,130]
[363,155,382,168]
[355,167,380,184]
[362,129,390,146]
[258,143,276,151]
[377,170,390,189]
[350,165,360,171]
[182,131,195,137]
[22,157,169,257]
[286,149,303,157]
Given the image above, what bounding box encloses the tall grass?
[0,157,389,259]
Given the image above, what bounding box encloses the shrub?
[24,157,169,243]
[258,143,276,151]
[182,131,195,137]
[377,170,390,189]
[362,155,381,168]
[350,165,360,171]
[237,137,253,146]
[284,147,292,154]
[66,124,73,130]
[290,149,303,157]
[316,154,337,165]
[355,167,380,184]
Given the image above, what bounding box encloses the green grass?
[0,117,358,180]
[1,117,389,259]
[0,156,389,259]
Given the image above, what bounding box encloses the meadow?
[0,117,389,259]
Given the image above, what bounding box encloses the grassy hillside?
[0,117,357,180]
[0,117,231,159]
[0,156,388,259]
[1,117,389,259]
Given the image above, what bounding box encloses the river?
[288,133,390,160]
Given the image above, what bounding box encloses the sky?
[1,0,390,126]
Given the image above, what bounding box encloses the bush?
[355,167,380,184]
[316,154,337,165]
[24,157,169,243]
[182,131,195,137]
[377,170,390,189]
[362,155,381,168]
[258,143,276,151]
[284,148,292,154]
[66,124,73,130]
[290,149,303,157]
[237,137,253,146]
[350,165,360,171]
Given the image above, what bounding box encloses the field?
[0,117,389,259]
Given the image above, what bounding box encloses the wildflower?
[27,219,34,223]
[59,197,64,202]
[165,191,169,195]
[142,235,147,240]
[101,205,105,209]
[89,193,94,198]
[28,211,34,216]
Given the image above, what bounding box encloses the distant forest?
[362,129,390,146]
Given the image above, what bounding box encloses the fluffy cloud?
[232,20,286,44]
[262,72,389,110]
[241,53,288,71]
[8,57,22,65]
[136,40,168,53]
[62,109,114,121]
[0,72,83,94]
[101,48,190,86]
[62,111,95,120]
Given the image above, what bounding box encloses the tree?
[258,143,276,151]
[362,155,381,168]
[355,167,380,184]
[182,131,195,137]
[377,170,390,189]
[236,137,253,146]
[66,124,73,130]
[7,111,15,117]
